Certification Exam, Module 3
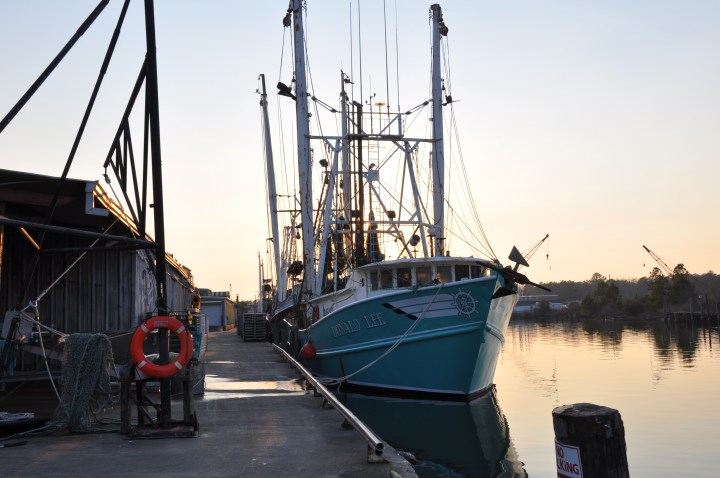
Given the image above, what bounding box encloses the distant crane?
[642,245,674,276]
[523,233,550,262]
[512,233,549,272]
[642,245,715,319]
[642,244,706,289]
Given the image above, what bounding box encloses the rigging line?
[449,104,496,260]
[278,21,288,85]
[442,63,454,254]
[291,126,298,230]
[33,217,122,304]
[307,88,332,245]
[410,143,430,214]
[398,101,430,139]
[276,95,290,211]
[302,4,323,140]
[277,15,291,207]
[439,148,490,258]
[443,201,490,258]
[382,0,391,114]
[443,108,475,233]
[37,323,61,402]
[440,40,462,257]
[357,0,364,108]
[394,0,401,116]
[441,31,452,100]
[275,26,295,209]
[373,174,417,219]
[450,110,492,258]
[453,181,494,259]
[17,308,67,338]
[446,201,454,253]
[419,49,434,213]
[349,1,355,101]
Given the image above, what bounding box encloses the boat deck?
[0,331,413,477]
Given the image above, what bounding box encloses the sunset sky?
[1,1,718,299]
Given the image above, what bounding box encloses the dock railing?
[272,344,385,459]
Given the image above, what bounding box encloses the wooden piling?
[553,403,629,478]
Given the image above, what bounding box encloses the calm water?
[342,317,720,477]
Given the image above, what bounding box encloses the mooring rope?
[317,283,444,387]
[36,322,61,402]
[15,307,67,338]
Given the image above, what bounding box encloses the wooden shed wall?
[0,225,193,335]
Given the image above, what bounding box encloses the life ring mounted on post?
[130,316,194,378]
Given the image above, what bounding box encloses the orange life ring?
[130,316,194,378]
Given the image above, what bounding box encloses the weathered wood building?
[0,169,195,368]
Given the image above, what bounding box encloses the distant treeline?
[522,267,720,318]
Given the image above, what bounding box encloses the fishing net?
[54,333,114,432]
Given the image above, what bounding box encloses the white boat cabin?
[308,258,497,322]
[354,257,493,295]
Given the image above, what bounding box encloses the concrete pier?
[0,331,415,477]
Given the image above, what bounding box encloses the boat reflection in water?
[339,387,527,478]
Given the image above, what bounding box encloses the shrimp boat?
[260,2,547,399]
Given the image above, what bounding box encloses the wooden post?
[553,403,629,478]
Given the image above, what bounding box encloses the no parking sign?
[555,441,583,478]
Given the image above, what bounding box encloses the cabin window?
[416,266,432,286]
[456,265,470,281]
[436,265,453,283]
[369,271,380,290]
[397,267,412,287]
[380,269,394,289]
[470,265,482,279]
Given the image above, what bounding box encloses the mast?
[259,74,285,303]
[340,72,352,261]
[353,101,365,265]
[430,4,447,256]
[289,0,316,295]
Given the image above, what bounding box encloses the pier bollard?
[552,403,629,478]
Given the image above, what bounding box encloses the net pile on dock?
[54,333,114,432]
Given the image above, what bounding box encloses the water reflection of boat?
[340,388,527,478]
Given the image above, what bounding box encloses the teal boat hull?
[298,274,516,398]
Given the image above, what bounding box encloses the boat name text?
[364,313,386,329]
[331,313,387,337]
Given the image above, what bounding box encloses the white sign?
[555,440,583,478]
